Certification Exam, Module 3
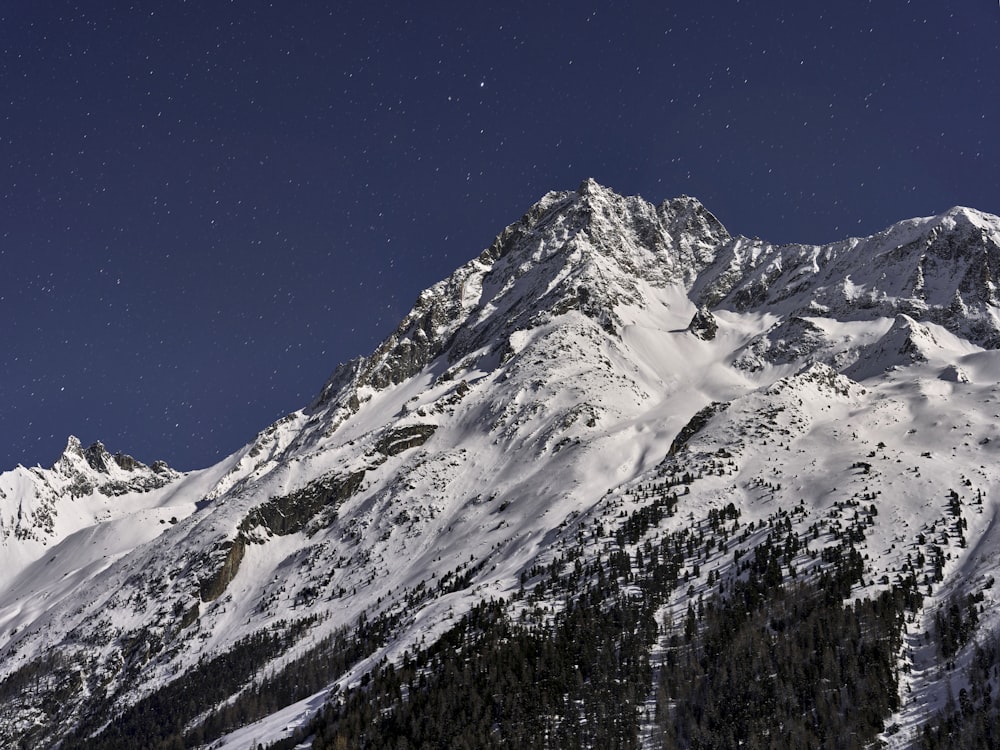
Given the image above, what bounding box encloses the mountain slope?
[2,181,1000,749]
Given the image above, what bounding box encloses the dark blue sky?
[2,1,998,471]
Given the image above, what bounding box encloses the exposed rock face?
[199,537,247,602]
[733,316,828,372]
[238,470,366,539]
[688,305,718,340]
[375,425,437,456]
[667,402,728,455]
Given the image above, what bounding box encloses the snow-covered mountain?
[3,179,1000,748]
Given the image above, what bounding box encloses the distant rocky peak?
[60,434,85,458]
[53,435,91,474]
[83,440,113,473]
[56,437,146,475]
[50,436,177,497]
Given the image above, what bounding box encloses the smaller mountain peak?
[52,435,89,473]
[939,363,970,383]
[888,313,940,344]
[51,436,160,478]
[843,314,937,381]
[658,195,729,241]
[63,435,85,456]
[83,441,112,473]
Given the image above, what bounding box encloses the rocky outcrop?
[375,425,437,457]
[667,402,728,456]
[238,470,366,539]
[732,316,828,372]
[688,305,718,340]
[198,536,246,602]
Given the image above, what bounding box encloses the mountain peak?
[310,183,731,407]
[61,434,85,457]
[53,436,141,474]
[576,176,605,196]
[83,440,112,472]
[49,435,177,491]
[52,434,91,474]
[311,183,1000,432]
[938,204,997,227]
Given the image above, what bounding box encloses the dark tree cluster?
[305,593,654,750]
[934,592,982,661]
[656,540,920,750]
[60,617,320,750]
[0,652,83,749]
[290,494,733,749]
[192,609,399,747]
[921,599,1000,749]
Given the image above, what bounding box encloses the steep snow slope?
[2,180,1000,748]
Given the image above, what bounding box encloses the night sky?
[3,2,999,472]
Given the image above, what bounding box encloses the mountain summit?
[3,182,1000,748]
